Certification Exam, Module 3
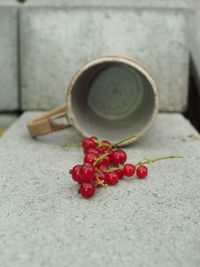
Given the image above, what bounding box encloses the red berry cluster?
[70,136,148,198]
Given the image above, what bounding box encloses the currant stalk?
[63,134,137,148]
[106,155,183,173]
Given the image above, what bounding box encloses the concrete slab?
[20,8,189,112]
[0,112,200,267]
[0,7,18,111]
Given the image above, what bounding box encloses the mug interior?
[70,60,157,143]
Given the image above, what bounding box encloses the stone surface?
[0,114,18,129]
[0,112,200,267]
[20,8,189,112]
[0,7,18,111]
[0,0,197,8]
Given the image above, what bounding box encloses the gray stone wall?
[0,7,18,111]
[0,0,199,127]
[20,7,189,112]
[188,7,200,84]
[0,0,198,8]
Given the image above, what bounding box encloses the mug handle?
[27,105,71,137]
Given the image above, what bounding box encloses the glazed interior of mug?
[70,60,157,143]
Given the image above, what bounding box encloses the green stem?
[62,134,137,149]
[110,134,137,148]
[95,167,101,173]
[93,152,109,166]
[105,165,123,173]
[135,156,183,167]
[98,142,110,147]
[95,175,108,187]
[106,155,183,172]
[62,143,82,148]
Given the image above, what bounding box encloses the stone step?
[0,112,200,267]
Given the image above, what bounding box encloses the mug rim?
[66,54,159,145]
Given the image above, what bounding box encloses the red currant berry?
[102,140,111,146]
[111,150,127,165]
[82,138,95,153]
[107,149,113,156]
[97,163,108,172]
[105,172,119,185]
[85,147,99,155]
[101,155,110,166]
[89,136,98,142]
[84,153,97,164]
[123,164,135,177]
[98,171,106,181]
[80,163,95,182]
[71,165,82,184]
[136,165,148,179]
[97,146,105,153]
[116,169,124,179]
[97,152,104,157]
[79,183,95,198]
[101,140,111,151]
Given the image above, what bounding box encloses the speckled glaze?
[66,55,159,145]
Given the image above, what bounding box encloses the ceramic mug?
[27,55,159,145]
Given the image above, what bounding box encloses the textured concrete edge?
[2,111,200,139]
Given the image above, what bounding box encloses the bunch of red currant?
[70,136,151,199]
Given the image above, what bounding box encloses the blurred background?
[0,0,200,136]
